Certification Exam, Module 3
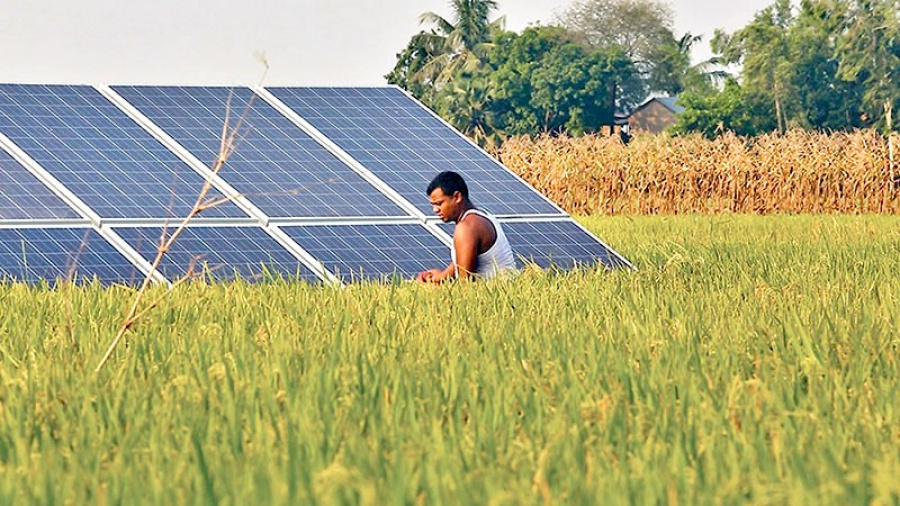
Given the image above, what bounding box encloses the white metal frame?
[271,217,421,227]
[265,215,417,226]
[272,217,452,247]
[99,217,261,227]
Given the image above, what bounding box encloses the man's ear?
[452,191,462,203]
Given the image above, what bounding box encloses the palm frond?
[419,11,455,35]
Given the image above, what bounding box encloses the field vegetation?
[500,130,900,215]
[1,215,898,504]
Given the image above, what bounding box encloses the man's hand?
[417,269,444,283]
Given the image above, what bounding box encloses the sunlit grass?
[0,215,898,504]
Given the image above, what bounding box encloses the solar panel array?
[0,83,631,285]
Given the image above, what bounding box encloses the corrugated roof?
[655,96,685,114]
[631,95,685,115]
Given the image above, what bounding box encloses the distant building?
[599,112,631,139]
[628,96,685,134]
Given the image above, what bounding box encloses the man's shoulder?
[456,212,493,233]
[453,217,476,238]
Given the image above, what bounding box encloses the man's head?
[427,171,470,223]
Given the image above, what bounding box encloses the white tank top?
[451,209,518,279]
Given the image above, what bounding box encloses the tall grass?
[500,130,900,215]
[0,215,898,504]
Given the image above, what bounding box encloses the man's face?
[429,188,463,222]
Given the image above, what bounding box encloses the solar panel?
[114,225,319,282]
[266,87,563,216]
[0,227,142,285]
[278,223,449,281]
[112,86,409,219]
[0,82,630,286]
[437,219,630,270]
[0,147,80,219]
[502,220,629,270]
[0,84,245,219]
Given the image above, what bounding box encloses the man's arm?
[452,221,478,280]
[416,220,479,283]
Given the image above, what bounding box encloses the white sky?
[1,0,772,86]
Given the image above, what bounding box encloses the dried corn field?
[499,130,900,215]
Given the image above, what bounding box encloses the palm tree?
[413,0,505,88]
[676,33,728,93]
[435,77,500,147]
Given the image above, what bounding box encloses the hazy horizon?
[1,0,772,86]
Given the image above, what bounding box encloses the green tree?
[789,0,866,130]
[386,0,504,108]
[676,0,897,137]
[433,76,499,147]
[712,0,795,133]
[399,26,634,143]
[672,78,778,138]
[557,0,683,107]
[485,27,634,136]
[413,0,505,88]
[385,31,444,105]
[836,0,900,131]
[647,33,726,95]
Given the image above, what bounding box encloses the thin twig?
[95,89,258,373]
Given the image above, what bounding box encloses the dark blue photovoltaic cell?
[0,227,142,285]
[279,224,450,281]
[268,87,562,216]
[502,221,629,270]
[112,86,408,218]
[437,220,630,270]
[114,226,318,282]
[0,147,79,219]
[0,84,244,219]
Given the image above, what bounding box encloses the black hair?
[426,171,469,200]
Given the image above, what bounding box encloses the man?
[417,171,517,283]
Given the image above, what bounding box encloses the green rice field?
[1,215,898,504]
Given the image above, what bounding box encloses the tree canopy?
[388,0,900,142]
[556,0,681,108]
[676,0,899,136]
